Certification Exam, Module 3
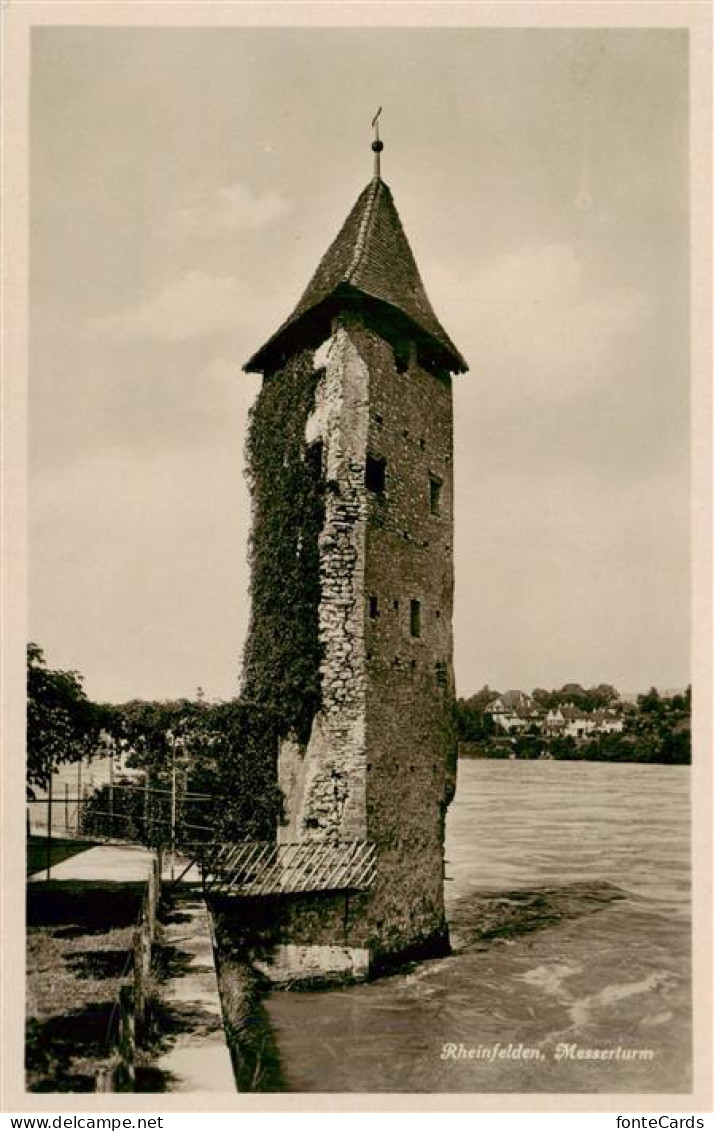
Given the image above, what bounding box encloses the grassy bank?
[211,907,284,1092]
[25,881,144,1091]
[26,837,96,878]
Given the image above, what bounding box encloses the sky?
[29,26,690,703]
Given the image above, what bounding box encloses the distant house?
[551,703,625,739]
[592,709,625,734]
[544,707,565,735]
[484,692,625,739]
[560,704,597,739]
[484,691,543,735]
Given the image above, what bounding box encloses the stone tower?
[243,131,468,983]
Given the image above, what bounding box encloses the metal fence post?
[77,757,82,835]
[118,984,136,1090]
[109,751,114,841]
[171,742,176,882]
[45,774,53,882]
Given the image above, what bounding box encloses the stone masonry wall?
[359,324,456,961]
[278,319,370,843]
[276,317,456,971]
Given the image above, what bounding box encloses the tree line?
[27,645,692,843]
[456,682,691,765]
[26,643,282,842]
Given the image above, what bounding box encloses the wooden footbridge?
[189,838,377,897]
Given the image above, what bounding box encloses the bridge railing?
[189,838,377,896]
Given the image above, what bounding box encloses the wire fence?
[27,771,221,884]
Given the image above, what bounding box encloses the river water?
[264,759,691,1093]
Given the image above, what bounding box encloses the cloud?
[165,182,291,238]
[88,270,254,342]
[429,242,654,402]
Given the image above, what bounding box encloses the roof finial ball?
[371,106,384,180]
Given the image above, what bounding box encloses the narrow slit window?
[369,596,380,620]
[410,599,421,638]
[365,454,386,494]
[429,475,443,515]
[394,340,410,373]
[306,440,323,477]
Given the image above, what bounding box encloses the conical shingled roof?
[243,178,467,375]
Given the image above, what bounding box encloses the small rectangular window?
[394,340,410,373]
[410,599,421,638]
[306,440,323,477]
[369,596,379,619]
[429,475,443,515]
[366,454,386,494]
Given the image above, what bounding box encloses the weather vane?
[371,107,384,179]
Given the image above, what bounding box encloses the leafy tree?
[549,736,578,760]
[532,688,555,709]
[455,699,484,742]
[660,723,691,766]
[557,683,589,709]
[26,643,107,796]
[117,697,206,776]
[83,695,284,845]
[637,687,662,715]
[514,736,543,760]
[455,687,500,741]
[629,686,691,764]
[189,700,282,841]
[587,683,620,709]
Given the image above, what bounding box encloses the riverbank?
[26,848,236,1094]
[458,735,690,765]
[26,880,146,1091]
[211,915,284,1092]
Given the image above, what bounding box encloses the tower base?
[211,889,451,989]
[252,943,371,988]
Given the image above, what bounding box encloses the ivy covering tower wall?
[241,349,325,782]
